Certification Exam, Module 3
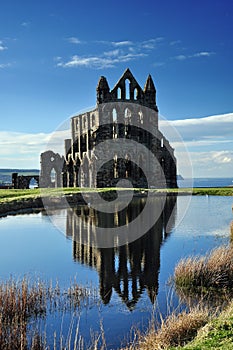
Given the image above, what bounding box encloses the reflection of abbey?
[40,68,177,188]
[65,196,177,309]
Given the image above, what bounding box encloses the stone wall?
[12,173,40,189]
[40,69,177,189]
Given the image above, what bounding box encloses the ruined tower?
[40,69,177,189]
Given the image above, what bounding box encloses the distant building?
[40,69,177,188]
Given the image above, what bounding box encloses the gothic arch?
[40,150,64,188]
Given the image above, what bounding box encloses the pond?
[0,195,232,349]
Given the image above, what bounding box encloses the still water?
[0,195,232,348]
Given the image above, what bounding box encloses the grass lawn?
[0,186,232,205]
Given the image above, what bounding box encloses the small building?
[40,69,177,189]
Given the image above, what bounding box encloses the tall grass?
[121,307,209,349]
[174,245,233,295]
[0,277,96,350]
[0,278,47,350]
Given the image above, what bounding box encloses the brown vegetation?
[122,308,208,349]
[0,277,94,350]
[174,245,233,295]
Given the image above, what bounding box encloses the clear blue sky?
[0,0,233,177]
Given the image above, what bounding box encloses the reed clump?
[0,278,47,350]
[174,245,233,295]
[122,307,209,350]
[0,277,94,350]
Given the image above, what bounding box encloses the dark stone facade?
[40,69,177,189]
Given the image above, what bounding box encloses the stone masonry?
[40,69,177,189]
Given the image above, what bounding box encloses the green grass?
[190,187,233,196]
[170,301,233,350]
[0,189,41,203]
[0,186,232,205]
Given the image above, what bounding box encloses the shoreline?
[0,190,172,217]
[0,187,232,218]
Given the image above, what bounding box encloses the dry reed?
[174,245,233,294]
[0,277,95,350]
[121,307,208,350]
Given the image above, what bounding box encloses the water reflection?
[65,195,177,310]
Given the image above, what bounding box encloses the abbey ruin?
[40,69,177,189]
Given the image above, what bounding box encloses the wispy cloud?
[0,40,7,51]
[57,52,147,69]
[21,21,30,27]
[170,40,182,46]
[57,37,162,69]
[0,63,11,69]
[192,51,213,58]
[103,49,120,57]
[140,38,164,49]
[66,37,81,44]
[111,40,133,47]
[174,51,215,61]
[57,36,215,70]
[110,38,163,50]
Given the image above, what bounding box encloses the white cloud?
[57,37,214,71]
[111,41,133,47]
[173,51,214,61]
[0,131,66,168]
[57,52,147,69]
[0,40,7,51]
[57,37,164,69]
[192,51,214,57]
[160,113,233,142]
[187,151,233,177]
[170,40,182,46]
[174,54,186,61]
[0,128,71,168]
[0,63,11,68]
[141,38,164,49]
[21,22,30,27]
[103,49,120,57]
[67,37,81,44]
[160,112,233,177]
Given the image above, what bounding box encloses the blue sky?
[0,0,233,177]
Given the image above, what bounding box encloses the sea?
[178,177,233,188]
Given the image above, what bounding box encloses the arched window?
[50,168,56,186]
[124,108,131,119]
[125,79,130,99]
[29,177,38,189]
[112,108,117,122]
[134,88,138,100]
[117,87,121,99]
[161,138,164,148]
